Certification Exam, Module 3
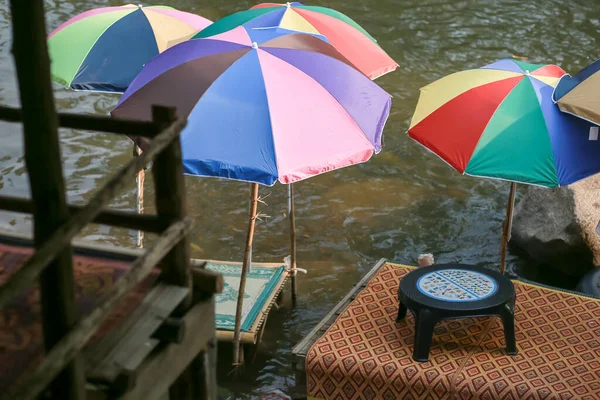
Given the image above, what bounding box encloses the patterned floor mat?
[306,263,600,399]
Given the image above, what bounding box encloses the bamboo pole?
[500,182,517,274]
[232,183,260,368]
[288,184,298,306]
[9,1,84,398]
[134,143,145,248]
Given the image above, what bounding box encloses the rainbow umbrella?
[408,58,600,273]
[553,58,600,126]
[111,26,392,367]
[193,2,397,80]
[47,4,211,93]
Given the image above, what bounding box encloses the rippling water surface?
[0,0,598,397]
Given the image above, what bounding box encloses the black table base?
[396,264,517,362]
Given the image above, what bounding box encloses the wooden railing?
[1,2,217,398]
[0,102,202,400]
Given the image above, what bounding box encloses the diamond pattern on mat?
[306,263,600,399]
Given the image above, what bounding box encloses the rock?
[511,173,600,277]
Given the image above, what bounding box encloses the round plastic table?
[396,263,517,362]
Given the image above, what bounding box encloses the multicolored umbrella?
[111,26,392,367]
[47,4,211,93]
[553,58,600,126]
[193,2,397,80]
[112,26,391,185]
[408,58,600,273]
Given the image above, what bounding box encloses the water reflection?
[0,0,598,397]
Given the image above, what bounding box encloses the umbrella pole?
[288,183,298,306]
[500,182,517,274]
[232,182,260,369]
[133,143,144,248]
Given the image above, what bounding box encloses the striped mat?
[306,262,600,399]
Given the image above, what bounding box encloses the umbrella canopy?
[553,58,600,126]
[192,2,397,80]
[409,58,600,188]
[47,4,211,93]
[111,26,392,185]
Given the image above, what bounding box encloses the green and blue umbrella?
[47,4,211,93]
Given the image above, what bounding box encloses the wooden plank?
[84,283,189,384]
[0,115,186,310]
[191,258,284,268]
[9,1,85,399]
[0,195,169,233]
[291,258,388,358]
[0,217,194,400]
[192,268,224,294]
[150,106,192,311]
[0,104,160,137]
[113,298,216,400]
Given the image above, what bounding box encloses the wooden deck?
[0,232,217,400]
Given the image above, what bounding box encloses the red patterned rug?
[0,243,159,392]
[306,263,600,399]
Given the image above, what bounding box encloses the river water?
[0,0,598,398]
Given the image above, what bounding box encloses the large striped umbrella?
[111,26,392,367]
[112,26,391,184]
[553,58,600,126]
[47,4,211,93]
[193,2,397,80]
[408,58,600,273]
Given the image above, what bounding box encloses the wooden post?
[232,183,260,368]
[500,182,517,274]
[9,1,85,399]
[150,106,192,310]
[134,143,145,248]
[288,183,298,306]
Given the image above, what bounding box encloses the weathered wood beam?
[0,195,169,233]
[0,114,186,310]
[9,1,84,398]
[151,318,186,344]
[0,105,160,137]
[0,217,195,400]
[192,268,224,295]
[150,106,192,310]
[113,298,216,400]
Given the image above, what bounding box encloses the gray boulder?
[511,174,600,277]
